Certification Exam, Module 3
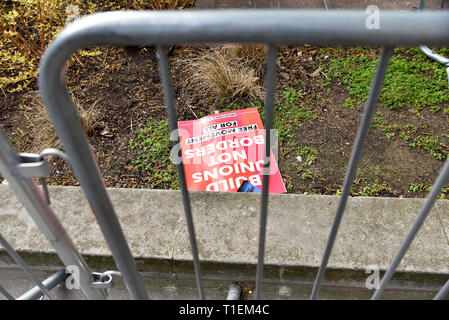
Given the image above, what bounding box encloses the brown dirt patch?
[1,44,448,198]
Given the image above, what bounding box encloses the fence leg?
[0,129,107,300]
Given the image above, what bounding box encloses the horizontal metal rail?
[45,10,449,47]
[18,269,68,300]
[0,233,55,300]
[33,9,449,300]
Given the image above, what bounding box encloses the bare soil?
[0,45,447,198]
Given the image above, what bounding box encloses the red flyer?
[178,108,286,193]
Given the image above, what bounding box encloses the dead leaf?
[308,67,323,78]
[101,126,113,137]
[280,72,290,80]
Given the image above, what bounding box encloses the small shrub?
[0,0,195,92]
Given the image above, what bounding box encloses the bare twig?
[187,104,198,118]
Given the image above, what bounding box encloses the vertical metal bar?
[372,159,449,299]
[0,233,55,300]
[419,0,427,10]
[0,283,14,300]
[18,269,67,300]
[434,279,449,300]
[255,44,277,300]
[156,45,205,300]
[39,74,148,300]
[227,284,241,300]
[310,46,393,300]
[0,129,107,300]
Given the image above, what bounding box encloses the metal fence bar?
[255,44,277,300]
[434,279,449,300]
[37,11,449,48]
[39,40,148,302]
[227,284,241,300]
[0,129,107,300]
[310,46,393,299]
[156,45,205,300]
[17,269,67,300]
[419,0,427,10]
[0,233,55,300]
[0,283,14,300]
[372,159,449,300]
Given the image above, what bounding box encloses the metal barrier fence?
[1,8,449,300]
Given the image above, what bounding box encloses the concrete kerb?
[1,184,449,273]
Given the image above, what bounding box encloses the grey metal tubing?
[372,158,449,300]
[434,279,449,300]
[310,46,393,300]
[0,283,14,300]
[156,46,205,300]
[419,45,449,65]
[0,129,107,300]
[419,46,449,87]
[39,10,449,48]
[227,284,241,300]
[255,45,277,300]
[18,269,68,300]
[419,0,427,10]
[0,233,55,300]
[39,33,148,301]
[447,67,449,86]
[39,148,70,164]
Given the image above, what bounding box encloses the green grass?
[409,183,425,192]
[296,146,317,168]
[321,47,449,110]
[129,118,178,189]
[296,146,318,180]
[223,87,318,145]
[409,135,447,160]
[356,183,392,196]
[408,184,449,199]
[336,183,393,196]
[283,87,305,104]
[276,88,317,143]
[370,111,446,159]
[371,112,387,129]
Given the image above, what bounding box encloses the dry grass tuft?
[234,44,267,78]
[187,45,266,105]
[20,91,102,154]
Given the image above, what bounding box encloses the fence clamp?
[90,272,113,290]
[14,153,52,205]
[15,153,51,179]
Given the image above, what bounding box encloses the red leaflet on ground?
[178,108,286,193]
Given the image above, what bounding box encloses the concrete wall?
[1,185,448,299]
